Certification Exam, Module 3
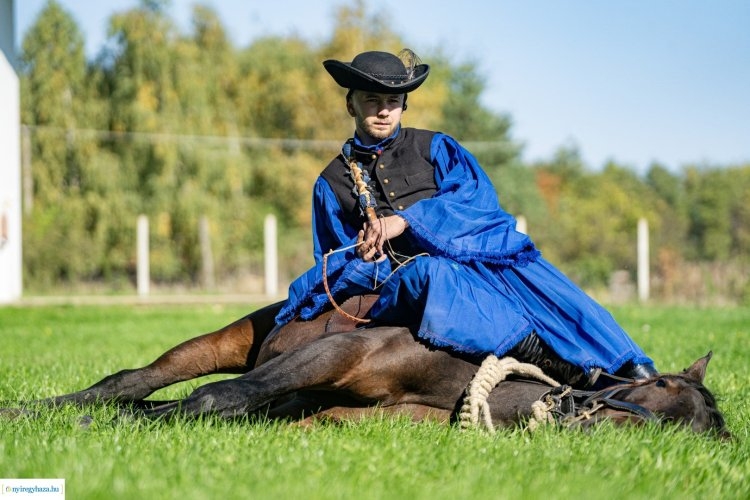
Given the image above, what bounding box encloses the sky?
[13,0,750,172]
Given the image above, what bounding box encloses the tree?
[20,0,110,286]
[644,163,689,261]
[684,166,732,260]
[30,0,750,298]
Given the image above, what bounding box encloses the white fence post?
[199,215,215,289]
[516,215,527,235]
[264,214,278,297]
[137,215,150,296]
[637,217,650,302]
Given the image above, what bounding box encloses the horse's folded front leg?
[141,379,275,420]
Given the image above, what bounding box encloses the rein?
[320,246,429,325]
[321,244,372,325]
[549,384,659,427]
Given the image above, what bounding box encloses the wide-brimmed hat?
[323,49,429,94]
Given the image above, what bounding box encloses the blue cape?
[277,132,652,374]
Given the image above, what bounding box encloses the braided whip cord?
[319,141,380,324]
[343,141,378,223]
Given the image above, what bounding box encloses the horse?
[5,297,729,437]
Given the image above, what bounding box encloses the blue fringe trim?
[416,321,535,359]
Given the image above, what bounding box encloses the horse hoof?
[78,415,94,429]
[0,407,34,420]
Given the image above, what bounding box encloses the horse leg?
[40,301,286,407]
[27,295,374,410]
[141,326,476,421]
[139,331,382,419]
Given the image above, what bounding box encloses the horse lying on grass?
[4,298,730,437]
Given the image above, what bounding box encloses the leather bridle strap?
[573,385,659,422]
[596,397,658,421]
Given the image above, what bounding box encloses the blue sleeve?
[312,176,359,264]
[397,133,539,266]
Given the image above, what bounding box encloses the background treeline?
[18,0,750,303]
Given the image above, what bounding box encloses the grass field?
[1,303,748,500]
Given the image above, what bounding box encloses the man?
[276,49,657,386]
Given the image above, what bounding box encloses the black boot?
[505,332,586,387]
[616,362,659,380]
[584,362,658,391]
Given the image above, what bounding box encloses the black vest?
[321,128,438,231]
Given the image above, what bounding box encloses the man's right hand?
[356,215,408,262]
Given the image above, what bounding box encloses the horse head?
[574,352,730,439]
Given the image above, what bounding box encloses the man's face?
[347,90,405,144]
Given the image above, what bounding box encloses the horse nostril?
[655,379,667,388]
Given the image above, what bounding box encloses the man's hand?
[356,215,408,262]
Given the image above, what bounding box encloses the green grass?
[1,304,749,500]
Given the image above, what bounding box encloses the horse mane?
[689,379,728,437]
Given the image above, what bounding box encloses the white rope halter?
[458,355,561,434]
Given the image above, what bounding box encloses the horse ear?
[682,351,713,383]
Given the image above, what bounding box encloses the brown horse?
[10,297,729,437]
[136,328,727,438]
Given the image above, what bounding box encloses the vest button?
[379,164,385,169]
[389,192,395,198]
[371,154,377,160]
[397,205,404,210]
[383,178,389,184]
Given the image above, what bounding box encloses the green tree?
[20,0,111,286]
[684,166,733,260]
[529,154,663,287]
[34,0,748,296]
[727,165,750,258]
[644,163,689,262]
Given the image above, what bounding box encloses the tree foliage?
[18,0,750,301]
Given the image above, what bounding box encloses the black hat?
[323,49,429,94]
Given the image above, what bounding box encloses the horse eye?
[655,378,667,388]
